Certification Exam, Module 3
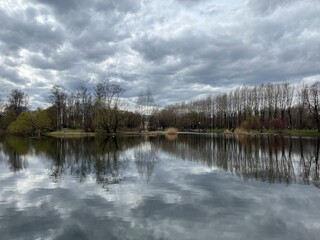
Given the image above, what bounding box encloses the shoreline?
[3,128,320,138]
[221,129,320,137]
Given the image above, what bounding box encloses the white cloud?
[0,0,319,107]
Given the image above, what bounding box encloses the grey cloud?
[0,8,64,58]
[34,0,82,14]
[246,0,299,15]
[26,47,82,71]
[132,30,210,62]
[1,0,320,107]
[36,0,140,15]
[175,0,209,6]
[0,65,27,85]
[95,0,141,13]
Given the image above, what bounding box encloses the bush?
[240,117,261,130]
[269,118,288,130]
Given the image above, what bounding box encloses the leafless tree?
[49,85,68,129]
[6,89,29,116]
[136,87,157,131]
[282,83,295,129]
[305,82,320,132]
[296,83,308,129]
[94,80,123,133]
[0,95,4,115]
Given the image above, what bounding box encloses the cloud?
[246,0,299,15]
[0,0,319,108]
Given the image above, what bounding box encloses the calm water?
[0,134,320,240]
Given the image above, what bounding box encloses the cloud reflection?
[0,135,320,239]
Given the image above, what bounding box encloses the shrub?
[240,117,261,130]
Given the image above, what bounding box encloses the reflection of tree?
[156,134,320,187]
[134,139,159,182]
[93,137,129,188]
[0,136,28,172]
[32,137,143,188]
[299,137,320,187]
[1,135,320,188]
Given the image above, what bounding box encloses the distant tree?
[0,89,28,131]
[121,110,140,130]
[68,85,93,130]
[94,80,124,133]
[0,109,16,130]
[296,83,308,129]
[0,95,4,128]
[136,87,157,131]
[7,109,54,135]
[7,112,33,134]
[49,85,68,130]
[282,83,294,129]
[5,89,29,116]
[77,85,93,131]
[0,95,4,115]
[30,109,55,133]
[305,82,320,132]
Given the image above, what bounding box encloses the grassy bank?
[224,128,320,137]
[274,129,320,137]
[44,129,96,137]
[207,129,226,134]
[42,128,320,138]
[44,129,166,137]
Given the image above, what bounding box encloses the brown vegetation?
[165,127,178,135]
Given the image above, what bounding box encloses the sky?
[0,0,320,109]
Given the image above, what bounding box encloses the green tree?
[0,110,17,130]
[30,109,55,133]
[7,112,33,134]
[7,109,54,135]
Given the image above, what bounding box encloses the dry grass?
[223,129,232,134]
[224,128,250,135]
[165,127,178,135]
[44,129,96,137]
[234,128,250,135]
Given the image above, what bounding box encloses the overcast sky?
[0,0,320,108]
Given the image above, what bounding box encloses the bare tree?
[6,89,29,116]
[265,83,275,123]
[49,85,68,130]
[94,80,123,133]
[0,95,4,116]
[136,87,157,131]
[305,82,320,132]
[296,83,308,129]
[282,83,295,129]
[77,85,93,130]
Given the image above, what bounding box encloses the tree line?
[155,81,320,132]
[0,81,320,134]
[0,81,146,134]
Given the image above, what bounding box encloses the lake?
[0,134,320,240]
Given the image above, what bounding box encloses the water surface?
[0,134,319,240]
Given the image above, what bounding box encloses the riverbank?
[23,128,320,138]
[223,128,320,137]
[43,129,167,137]
[43,129,96,137]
